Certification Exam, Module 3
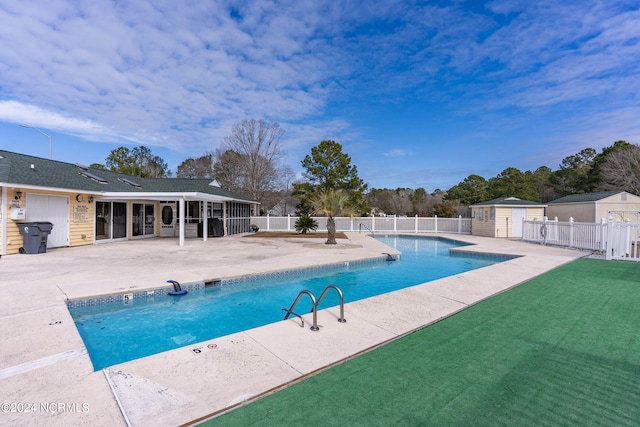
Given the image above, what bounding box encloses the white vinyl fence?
[523,217,607,251]
[523,216,640,261]
[250,215,472,234]
[606,218,640,261]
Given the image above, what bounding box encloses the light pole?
[20,124,52,159]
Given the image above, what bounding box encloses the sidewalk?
[0,233,584,426]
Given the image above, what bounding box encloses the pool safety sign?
[191,342,218,355]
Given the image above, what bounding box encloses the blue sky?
[1,1,639,191]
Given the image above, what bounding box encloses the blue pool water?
[69,235,513,370]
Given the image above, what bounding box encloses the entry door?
[133,203,155,237]
[511,208,527,238]
[160,203,176,237]
[96,201,127,240]
[26,194,69,248]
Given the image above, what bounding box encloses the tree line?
[92,119,639,218]
[445,141,639,207]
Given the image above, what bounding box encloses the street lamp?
[20,124,52,159]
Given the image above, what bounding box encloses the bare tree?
[598,144,640,194]
[215,119,285,203]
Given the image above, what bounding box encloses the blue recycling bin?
[17,222,54,254]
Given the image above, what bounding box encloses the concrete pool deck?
[0,233,586,426]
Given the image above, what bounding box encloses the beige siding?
[596,193,640,222]
[494,207,511,238]
[471,206,495,237]
[527,207,545,220]
[546,203,592,222]
[548,193,640,222]
[4,189,94,255]
[473,205,545,238]
[69,193,95,246]
[4,188,26,254]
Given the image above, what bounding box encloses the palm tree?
[311,189,355,244]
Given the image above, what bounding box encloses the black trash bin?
[17,222,54,254]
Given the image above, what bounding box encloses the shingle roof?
[472,196,545,207]
[547,191,624,204]
[0,149,257,203]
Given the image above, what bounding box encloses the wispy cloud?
[384,148,411,157]
[0,0,638,189]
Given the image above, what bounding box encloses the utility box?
[10,207,25,220]
[17,222,54,254]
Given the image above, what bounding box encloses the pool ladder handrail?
[358,223,374,235]
[282,285,346,331]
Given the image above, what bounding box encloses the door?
[133,203,155,237]
[511,208,527,238]
[160,203,175,237]
[25,194,69,248]
[96,201,127,240]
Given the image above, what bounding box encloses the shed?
[471,197,546,238]
[546,191,640,222]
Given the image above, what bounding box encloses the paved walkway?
[0,233,585,426]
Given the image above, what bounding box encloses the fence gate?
[606,218,640,261]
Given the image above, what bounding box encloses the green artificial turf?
[201,258,640,426]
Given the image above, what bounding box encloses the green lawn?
[201,258,640,426]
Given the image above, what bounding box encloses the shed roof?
[0,149,257,203]
[548,191,627,204]
[472,196,545,207]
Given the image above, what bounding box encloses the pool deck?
[0,233,587,426]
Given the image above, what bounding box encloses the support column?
[179,198,185,246]
[202,201,208,242]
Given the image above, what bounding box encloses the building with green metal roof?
[1,150,258,255]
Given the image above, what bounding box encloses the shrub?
[295,215,318,234]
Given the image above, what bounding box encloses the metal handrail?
[283,290,319,331]
[316,285,346,323]
[281,308,305,328]
[283,285,347,331]
[358,223,374,235]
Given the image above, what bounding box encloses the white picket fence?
[250,215,472,234]
[523,216,640,261]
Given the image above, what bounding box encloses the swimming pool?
[69,235,514,370]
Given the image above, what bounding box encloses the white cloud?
[384,148,411,157]
[1,0,639,189]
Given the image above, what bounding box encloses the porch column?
[222,201,228,236]
[178,198,185,246]
[202,201,208,242]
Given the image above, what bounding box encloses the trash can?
[17,222,54,254]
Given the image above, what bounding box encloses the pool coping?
[0,232,587,427]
